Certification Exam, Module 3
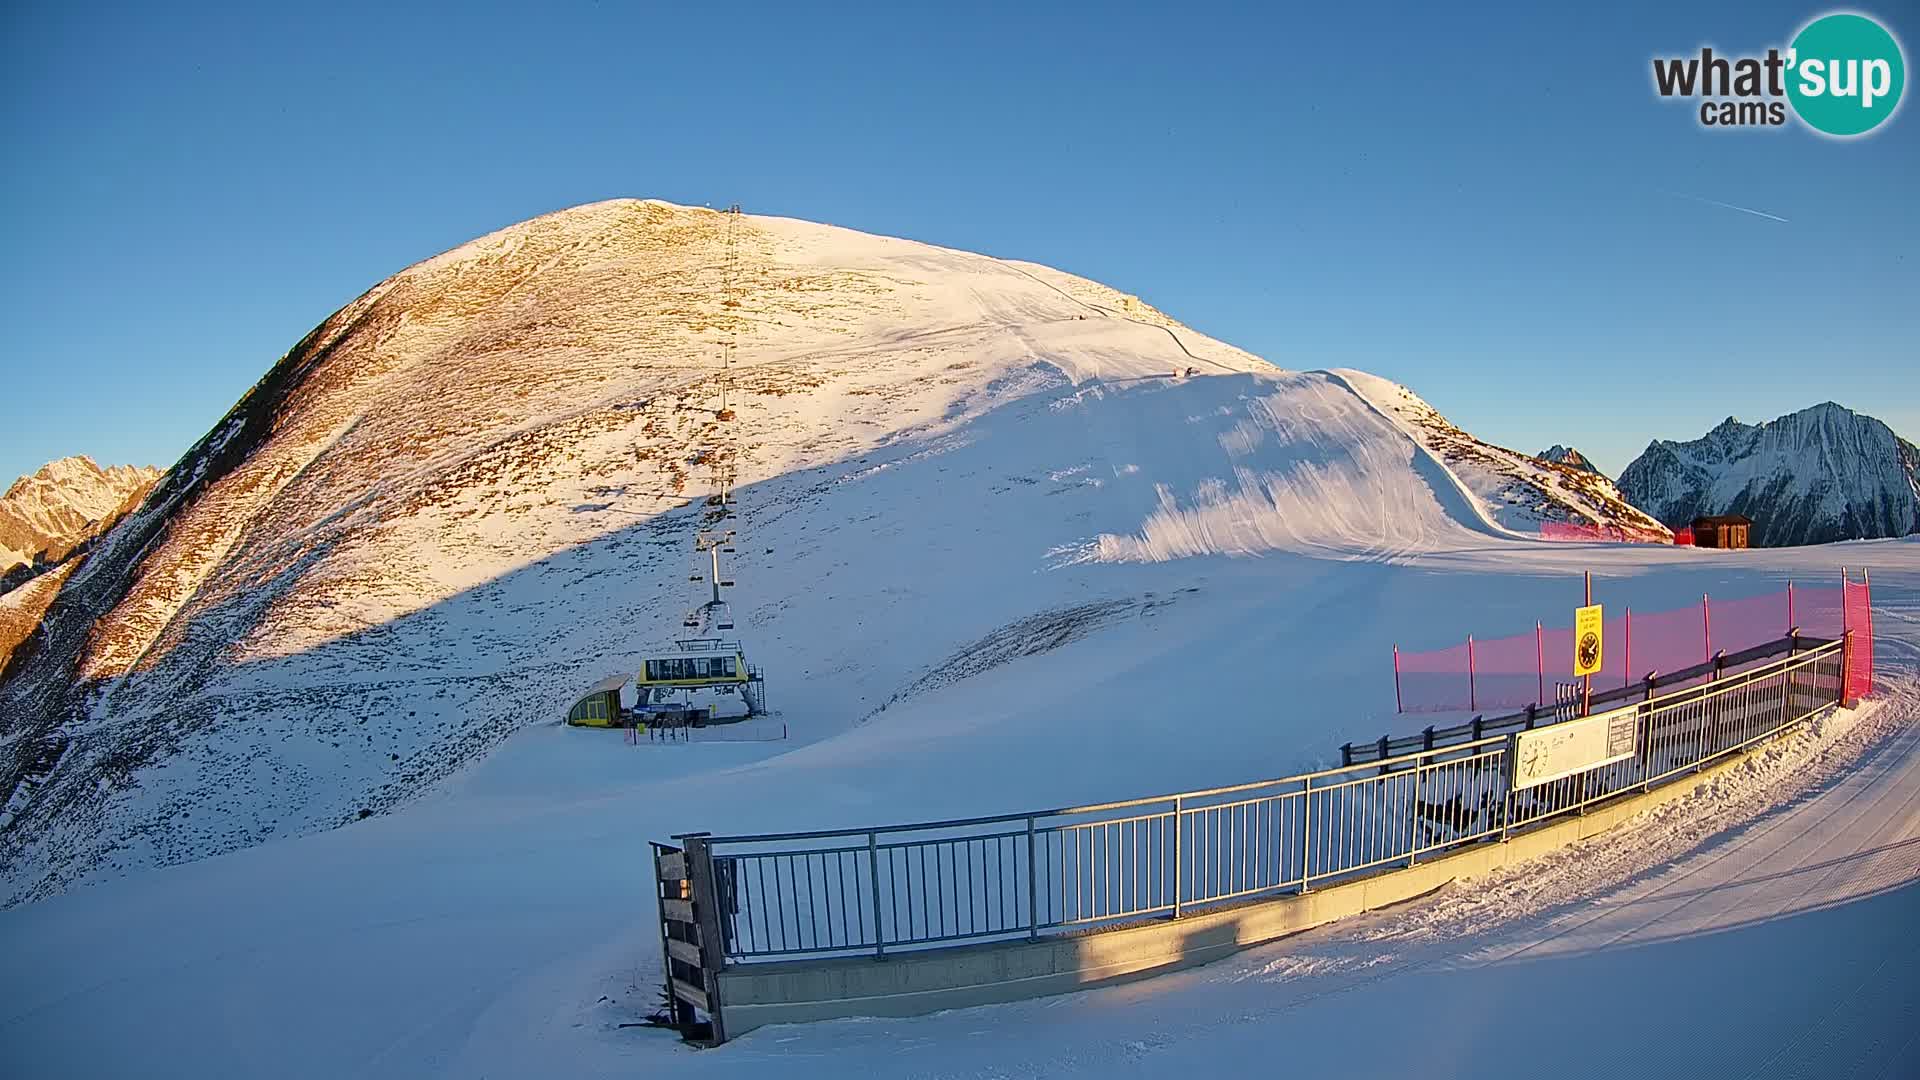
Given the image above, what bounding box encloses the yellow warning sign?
[1574,603,1604,677]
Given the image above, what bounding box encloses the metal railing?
[1347,632,1827,765]
[675,636,1849,964]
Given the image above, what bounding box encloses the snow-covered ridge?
[1333,370,1670,538]
[1618,402,1920,546]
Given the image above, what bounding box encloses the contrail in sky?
[1663,190,1790,223]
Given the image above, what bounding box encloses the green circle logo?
[1787,13,1906,136]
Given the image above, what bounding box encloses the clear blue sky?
[2,1,1914,483]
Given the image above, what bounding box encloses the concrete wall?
[715,730,1797,1037]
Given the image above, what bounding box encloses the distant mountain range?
[1617,403,1920,547]
[1,457,161,589]
[1536,445,1605,477]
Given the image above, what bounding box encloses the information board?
[1510,705,1638,791]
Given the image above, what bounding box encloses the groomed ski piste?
[1,202,1914,1078]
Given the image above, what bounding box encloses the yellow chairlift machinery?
[642,239,767,719]
[573,208,768,732]
[652,530,754,705]
[636,638,749,690]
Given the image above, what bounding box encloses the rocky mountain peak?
[1,457,163,581]
[1618,403,1920,546]
[1536,445,1605,477]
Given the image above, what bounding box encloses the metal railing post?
[1536,621,1545,706]
[1026,816,1039,940]
[867,831,884,959]
[1702,593,1712,667]
[1624,607,1632,690]
[1863,570,1874,698]
[1407,760,1420,867]
[1499,742,1513,841]
[1468,634,1477,712]
[1782,640,1796,727]
[1172,796,1184,917]
[1299,777,1312,893]
[1393,645,1402,714]
[1840,630,1855,707]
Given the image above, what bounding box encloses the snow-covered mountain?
[1337,373,1668,538]
[0,199,1661,904]
[1536,445,1605,477]
[0,457,160,583]
[1618,404,1920,547]
[5,198,1917,1080]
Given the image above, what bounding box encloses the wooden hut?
[1689,514,1752,549]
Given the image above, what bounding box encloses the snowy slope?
[0,540,1912,1078]
[1334,370,1671,537]
[1619,404,1920,546]
[0,199,1525,905]
[0,456,159,580]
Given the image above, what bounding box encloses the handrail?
[1347,632,1829,763]
[655,630,1854,1046]
[697,636,1843,848]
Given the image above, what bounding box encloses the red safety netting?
[1393,640,1472,713]
[1672,526,1695,546]
[1539,522,1672,544]
[1845,578,1874,700]
[1394,580,1869,713]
